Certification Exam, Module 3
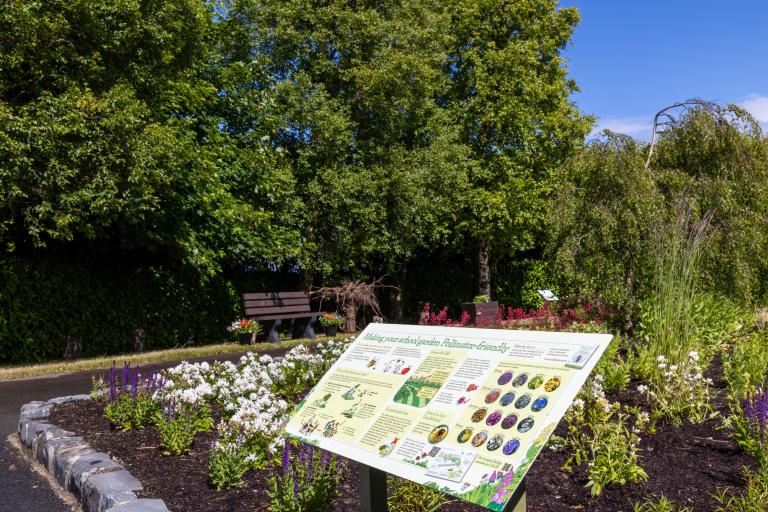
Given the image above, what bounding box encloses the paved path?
[0,350,264,511]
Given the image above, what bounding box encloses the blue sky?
[562,1,768,138]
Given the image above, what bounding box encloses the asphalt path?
[0,348,277,512]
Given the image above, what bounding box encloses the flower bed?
[47,337,762,512]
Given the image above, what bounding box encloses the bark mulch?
[49,360,753,512]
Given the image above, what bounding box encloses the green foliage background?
[1,1,767,364]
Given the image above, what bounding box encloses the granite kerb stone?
[17,394,170,512]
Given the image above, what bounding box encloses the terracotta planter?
[324,325,338,337]
[461,301,499,327]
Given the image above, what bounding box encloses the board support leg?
[502,479,526,512]
[359,464,388,512]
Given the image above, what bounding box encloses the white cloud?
[589,116,653,140]
[739,94,768,123]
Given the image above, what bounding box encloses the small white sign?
[536,289,558,302]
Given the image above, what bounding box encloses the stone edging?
[17,395,170,512]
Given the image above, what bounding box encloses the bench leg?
[266,319,282,343]
[302,316,318,340]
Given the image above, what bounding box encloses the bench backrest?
[242,291,313,318]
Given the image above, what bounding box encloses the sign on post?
[286,323,612,510]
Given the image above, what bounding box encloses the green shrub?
[0,255,239,364]
[724,332,768,401]
[388,475,449,512]
[632,495,693,512]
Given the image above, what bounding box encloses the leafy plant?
[632,495,693,512]
[635,200,713,377]
[318,314,344,328]
[209,433,251,490]
[388,475,449,512]
[723,332,768,401]
[103,363,160,431]
[593,336,631,393]
[586,407,648,496]
[713,464,768,512]
[553,375,648,495]
[228,320,262,335]
[638,352,714,427]
[154,399,200,456]
[267,440,339,512]
[472,295,490,303]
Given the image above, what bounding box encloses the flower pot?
[238,332,257,345]
[324,325,338,337]
[460,301,499,327]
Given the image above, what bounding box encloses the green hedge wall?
[0,256,240,365]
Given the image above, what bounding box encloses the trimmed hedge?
[0,256,240,365]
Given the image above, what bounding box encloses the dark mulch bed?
[49,357,753,512]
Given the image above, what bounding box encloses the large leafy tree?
[219,0,470,294]
[445,0,592,297]
[0,0,296,272]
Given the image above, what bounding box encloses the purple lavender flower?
[299,443,308,467]
[746,389,768,446]
[293,466,300,499]
[282,437,291,477]
[319,449,331,469]
[122,363,130,391]
[307,445,315,483]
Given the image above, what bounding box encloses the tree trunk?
[393,257,409,323]
[301,268,314,292]
[131,329,146,353]
[478,238,491,299]
[345,301,358,333]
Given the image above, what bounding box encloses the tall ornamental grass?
[636,201,713,377]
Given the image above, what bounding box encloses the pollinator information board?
[285,323,612,511]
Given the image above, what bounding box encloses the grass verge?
[0,335,350,381]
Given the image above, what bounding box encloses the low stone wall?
[17,395,170,512]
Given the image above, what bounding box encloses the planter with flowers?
[229,319,262,344]
[461,295,499,327]
[319,313,344,337]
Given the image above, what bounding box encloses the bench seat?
[242,291,324,342]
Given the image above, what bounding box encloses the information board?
[286,323,612,511]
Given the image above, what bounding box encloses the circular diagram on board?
[487,434,504,452]
[514,394,531,409]
[499,391,516,407]
[471,431,489,448]
[503,438,521,455]
[428,425,449,444]
[497,371,514,386]
[517,417,535,433]
[501,414,519,429]
[527,374,545,390]
[531,396,549,412]
[457,427,473,444]
[544,377,561,392]
[512,373,529,387]
[485,389,501,404]
[471,408,488,423]
[486,410,502,426]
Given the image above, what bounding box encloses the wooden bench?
[242,291,325,343]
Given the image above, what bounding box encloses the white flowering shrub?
[155,337,355,487]
[550,374,648,496]
[640,352,715,426]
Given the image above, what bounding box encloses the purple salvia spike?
[307,445,315,483]
[293,467,300,499]
[282,437,290,477]
[319,449,331,469]
[122,363,130,391]
[299,443,307,467]
[131,367,139,400]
